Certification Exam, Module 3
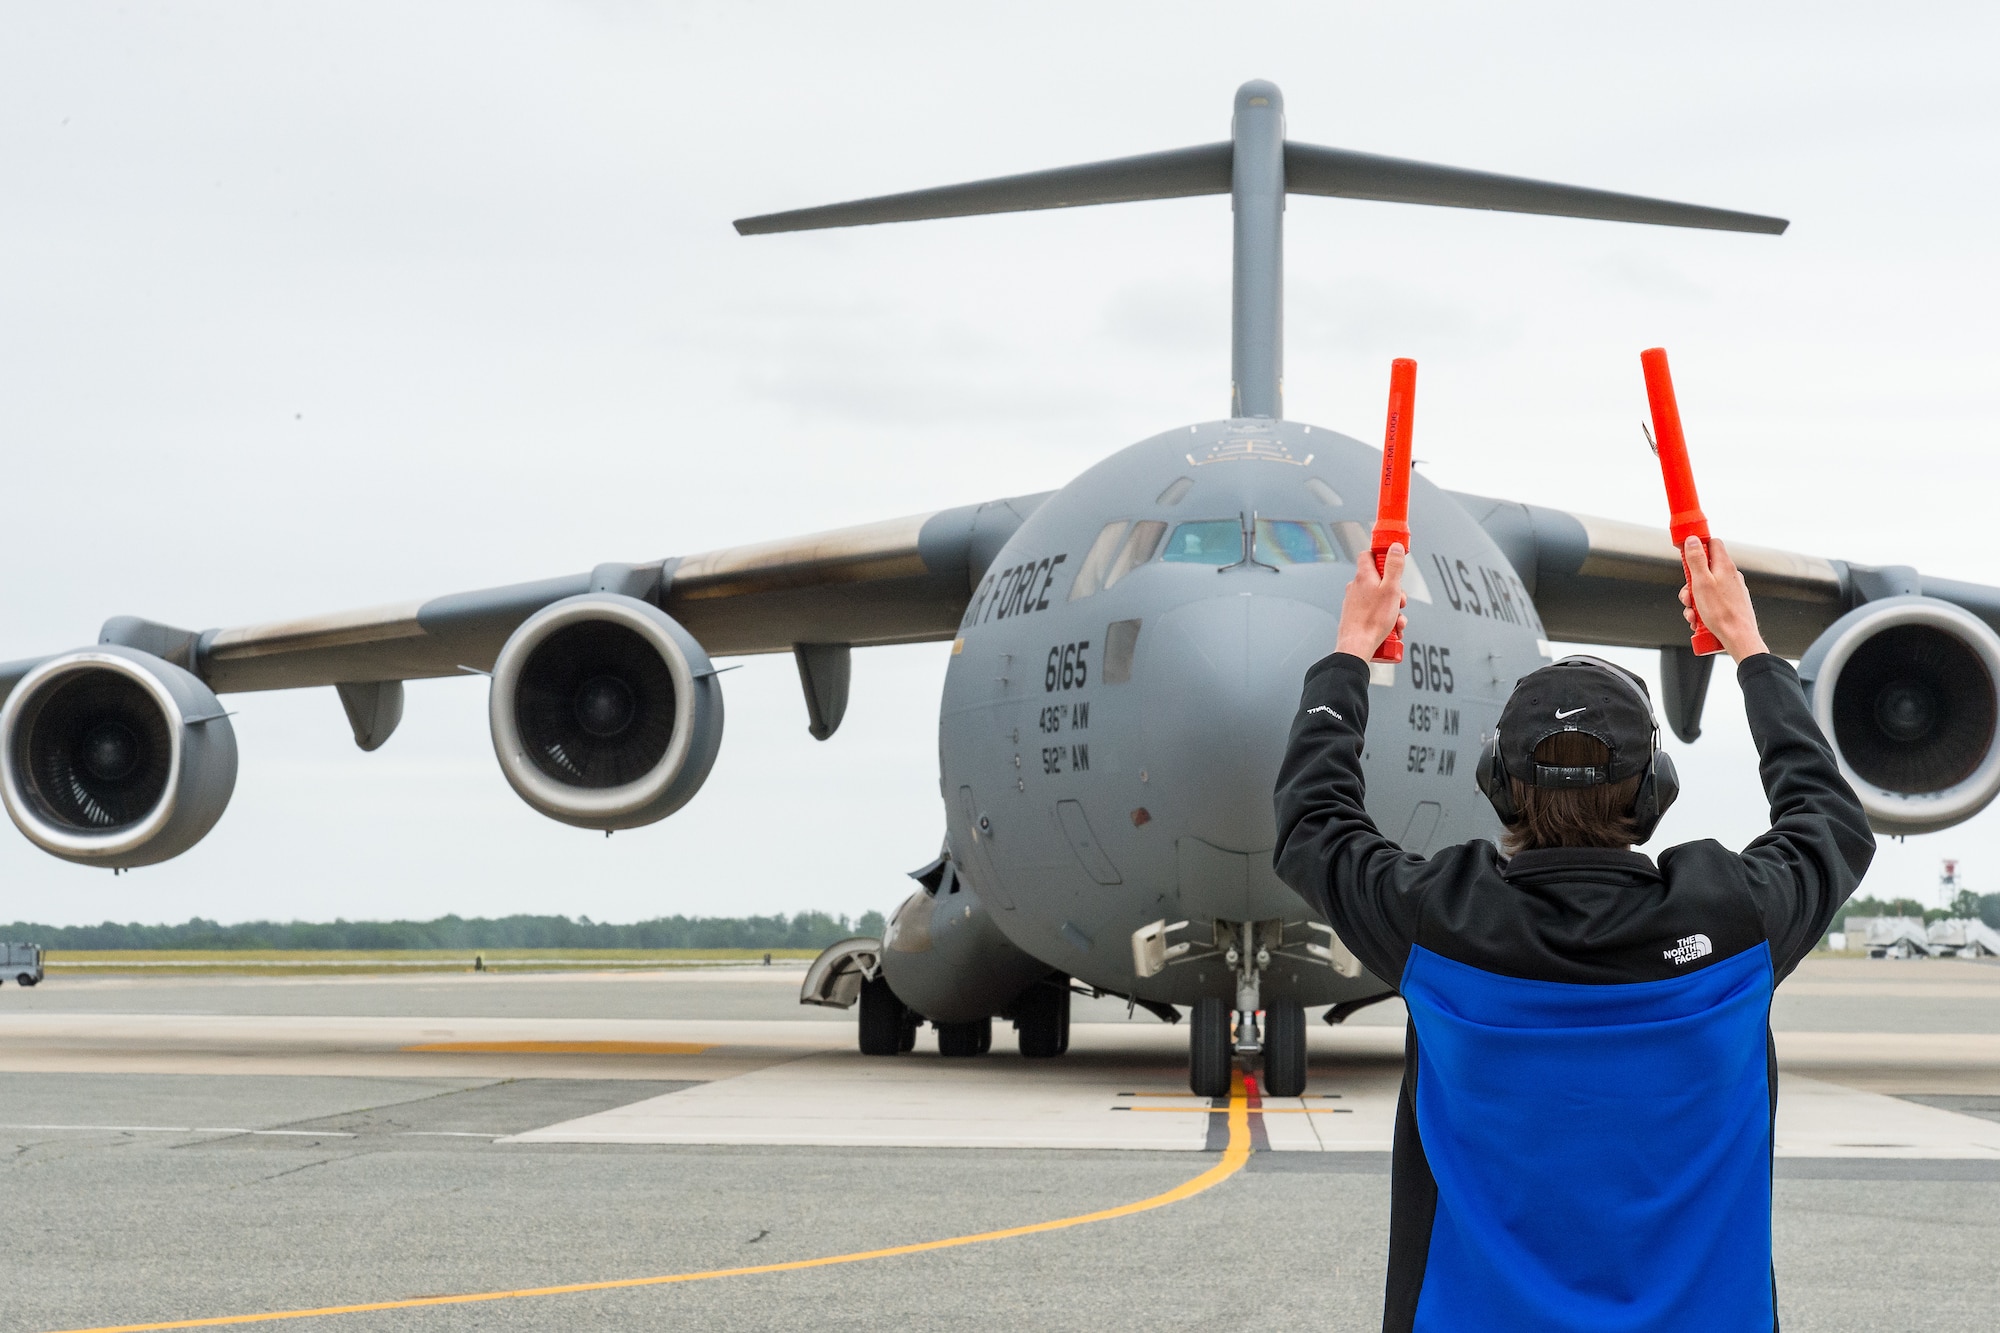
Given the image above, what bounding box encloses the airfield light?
[1370,357,1417,664]
[1639,347,1725,657]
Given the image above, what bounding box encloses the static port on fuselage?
[938,418,1547,1010]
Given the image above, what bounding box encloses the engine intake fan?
[0,647,238,867]
[1800,595,2000,834]
[489,595,724,830]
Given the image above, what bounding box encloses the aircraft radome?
[6,82,1999,1098]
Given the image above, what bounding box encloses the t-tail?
[735,80,1787,422]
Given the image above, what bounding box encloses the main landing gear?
[857,975,918,1055]
[857,973,1068,1058]
[1013,978,1071,1058]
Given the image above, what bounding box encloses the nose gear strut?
[1227,919,1271,1056]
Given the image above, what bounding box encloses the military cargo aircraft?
[7,82,1998,1098]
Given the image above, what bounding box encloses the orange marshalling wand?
[1370,358,1417,664]
[1639,347,1723,657]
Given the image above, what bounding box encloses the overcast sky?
[3,1,1996,927]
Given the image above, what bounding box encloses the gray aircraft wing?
[0,492,1049,704]
[8,487,1999,706]
[1451,489,2000,742]
[1451,490,2000,655]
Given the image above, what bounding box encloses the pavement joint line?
[1118,1106,1352,1113]
[1,1125,357,1138]
[47,1074,1254,1333]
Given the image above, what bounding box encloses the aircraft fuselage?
[937,417,1550,1007]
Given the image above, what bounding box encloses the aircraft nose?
[1138,592,1343,854]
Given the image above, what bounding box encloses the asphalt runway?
[2,959,1997,1332]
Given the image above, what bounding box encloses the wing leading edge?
[0,493,1051,705]
[8,487,1997,715]
[1450,490,2000,658]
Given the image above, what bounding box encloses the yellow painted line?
[53,1074,1252,1333]
[397,1041,713,1055]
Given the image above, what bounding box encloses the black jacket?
[1272,651,1874,1332]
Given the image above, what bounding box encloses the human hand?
[1681,536,1769,663]
[1336,543,1409,660]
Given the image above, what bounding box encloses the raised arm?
[1680,538,1874,976]
[1272,545,1437,983]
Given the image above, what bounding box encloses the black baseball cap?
[1496,655,1657,787]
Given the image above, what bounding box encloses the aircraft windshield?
[1068,521,1130,601]
[1104,520,1167,588]
[1255,519,1339,565]
[1161,520,1243,565]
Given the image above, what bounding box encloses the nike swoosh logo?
[1555,707,1587,719]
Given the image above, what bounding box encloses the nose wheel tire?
[1189,996,1231,1098]
[1261,1000,1308,1097]
[937,1017,992,1057]
[857,975,909,1056]
[1014,979,1071,1058]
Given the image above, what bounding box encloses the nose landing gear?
[1189,996,1232,1098]
[1187,919,1309,1098]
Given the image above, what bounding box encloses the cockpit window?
[1161,520,1244,566]
[1328,520,1369,563]
[1255,519,1339,565]
[1068,521,1130,601]
[1104,520,1167,588]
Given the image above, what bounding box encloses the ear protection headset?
[1474,658,1680,843]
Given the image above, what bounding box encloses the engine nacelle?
[488,594,723,830]
[1799,596,2000,835]
[0,647,238,867]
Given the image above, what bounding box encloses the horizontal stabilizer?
[1284,142,1787,234]
[735,138,1785,238]
[733,143,1231,235]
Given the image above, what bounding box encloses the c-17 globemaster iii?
[6,82,1999,1098]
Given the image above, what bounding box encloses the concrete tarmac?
[2,958,1997,1332]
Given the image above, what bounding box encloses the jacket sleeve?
[1733,653,1876,979]
[1272,651,1430,984]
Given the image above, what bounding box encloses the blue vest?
[1401,942,1776,1332]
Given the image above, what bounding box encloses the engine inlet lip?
[0,650,187,860]
[1808,597,2000,833]
[489,595,702,824]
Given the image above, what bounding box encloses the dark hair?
[1501,730,1644,855]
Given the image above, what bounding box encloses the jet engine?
[1799,596,2000,835]
[488,594,724,830]
[0,647,238,867]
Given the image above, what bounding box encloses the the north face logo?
[1664,933,1713,966]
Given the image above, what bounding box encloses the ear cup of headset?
[1630,749,1680,843]
[1475,735,1518,824]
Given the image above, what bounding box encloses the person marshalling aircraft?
[2,82,1990,1100]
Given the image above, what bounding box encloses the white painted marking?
[509,1032,1404,1153]
[1774,1075,2000,1158]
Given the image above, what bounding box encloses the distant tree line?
[0,911,889,951]
[1834,894,2000,931]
